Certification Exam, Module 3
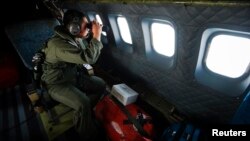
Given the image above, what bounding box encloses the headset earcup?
[68,23,80,36]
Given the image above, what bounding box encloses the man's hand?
[92,20,103,41]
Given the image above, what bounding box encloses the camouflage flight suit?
[41,25,105,140]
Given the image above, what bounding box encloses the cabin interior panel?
[1,1,249,140]
[64,2,250,123]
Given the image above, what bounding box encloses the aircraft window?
[117,17,132,44]
[95,14,107,36]
[95,14,103,25]
[142,18,176,70]
[151,23,175,57]
[206,34,250,78]
[195,28,250,96]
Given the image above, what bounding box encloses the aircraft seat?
[5,18,59,70]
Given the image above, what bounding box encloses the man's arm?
[48,38,103,64]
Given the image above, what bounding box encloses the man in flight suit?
[41,9,105,140]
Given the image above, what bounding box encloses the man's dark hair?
[63,9,86,27]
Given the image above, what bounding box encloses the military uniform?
[41,25,105,140]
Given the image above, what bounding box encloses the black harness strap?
[109,95,150,138]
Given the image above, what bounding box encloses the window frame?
[150,22,176,57]
[117,16,132,45]
[108,14,133,53]
[204,32,250,79]
[195,28,250,96]
[142,17,177,70]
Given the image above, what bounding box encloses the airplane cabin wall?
[63,2,250,124]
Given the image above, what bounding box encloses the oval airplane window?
[151,23,175,57]
[206,34,250,78]
[117,17,132,44]
[95,14,103,25]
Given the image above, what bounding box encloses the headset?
[67,16,82,36]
